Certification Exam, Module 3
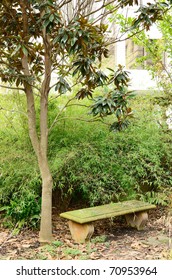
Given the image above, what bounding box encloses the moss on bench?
[60,200,156,224]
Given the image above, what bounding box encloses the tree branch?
[48,96,76,132]
[19,0,40,157]
[84,0,120,19]
[105,27,144,47]
[0,84,25,91]
[58,0,73,9]
[49,115,111,128]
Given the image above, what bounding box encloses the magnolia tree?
[0,0,170,242]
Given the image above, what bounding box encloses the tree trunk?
[25,87,53,242]
[38,22,53,242]
[20,1,53,243]
[38,87,53,243]
[22,59,53,243]
[24,86,53,243]
[39,156,53,243]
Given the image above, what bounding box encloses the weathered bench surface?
[60,200,156,224]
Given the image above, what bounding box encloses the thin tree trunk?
[39,13,53,242]
[39,86,53,243]
[39,155,53,243]
[24,82,53,242]
[25,82,54,243]
[20,1,53,243]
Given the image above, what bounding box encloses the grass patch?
[91,235,108,244]
[62,248,82,257]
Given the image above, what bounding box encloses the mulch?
[0,206,171,260]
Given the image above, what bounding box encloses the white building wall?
[127,70,157,90]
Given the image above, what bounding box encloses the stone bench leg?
[125,211,148,230]
[68,220,94,243]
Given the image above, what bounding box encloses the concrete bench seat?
[60,200,156,243]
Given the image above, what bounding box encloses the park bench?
[60,200,156,243]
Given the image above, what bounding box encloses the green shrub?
[52,94,172,207]
[0,93,41,228]
[0,189,41,229]
[0,130,41,203]
[1,92,172,228]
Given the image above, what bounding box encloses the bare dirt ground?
[0,207,172,260]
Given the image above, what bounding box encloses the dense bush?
[51,93,172,208]
[1,92,172,228]
[0,93,41,227]
[52,123,172,208]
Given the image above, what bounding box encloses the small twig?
[65,103,90,108]
[0,84,25,92]
[48,96,76,132]
[50,115,110,128]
